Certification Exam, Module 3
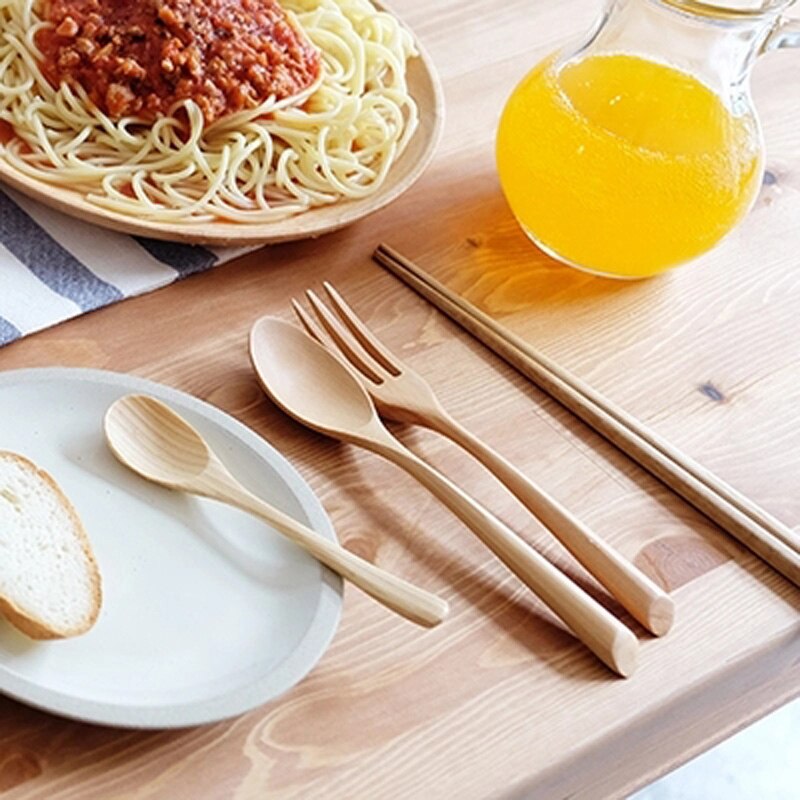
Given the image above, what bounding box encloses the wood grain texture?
[373,245,800,585]
[0,1,798,798]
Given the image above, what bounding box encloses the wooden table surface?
[1,1,799,798]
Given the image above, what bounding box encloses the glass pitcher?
[496,0,800,278]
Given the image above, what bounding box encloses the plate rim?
[0,366,343,729]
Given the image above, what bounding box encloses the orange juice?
[496,54,763,277]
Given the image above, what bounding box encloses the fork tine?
[322,282,402,377]
[291,298,326,345]
[305,289,387,384]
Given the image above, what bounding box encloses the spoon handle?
[369,437,638,677]
[210,478,449,628]
[425,407,673,636]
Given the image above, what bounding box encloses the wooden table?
[1,1,799,797]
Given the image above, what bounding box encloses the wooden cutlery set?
[107,280,677,678]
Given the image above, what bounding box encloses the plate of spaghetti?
[0,0,442,244]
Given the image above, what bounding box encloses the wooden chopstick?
[373,243,800,588]
[376,245,800,555]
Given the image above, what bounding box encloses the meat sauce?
[0,120,16,144]
[36,0,321,124]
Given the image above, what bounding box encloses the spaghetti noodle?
[0,0,419,223]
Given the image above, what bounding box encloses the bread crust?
[0,451,102,639]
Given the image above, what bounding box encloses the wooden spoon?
[249,316,640,677]
[104,394,449,628]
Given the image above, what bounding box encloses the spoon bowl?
[105,394,214,488]
[249,316,378,440]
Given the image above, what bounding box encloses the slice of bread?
[0,451,101,639]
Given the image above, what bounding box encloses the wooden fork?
[292,282,675,637]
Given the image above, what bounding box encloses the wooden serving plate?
[0,11,444,246]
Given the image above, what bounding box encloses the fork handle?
[370,437,639,676]
[209,477,449,629]
[425,409,675,636]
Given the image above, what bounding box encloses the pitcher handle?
[764,17,800,51]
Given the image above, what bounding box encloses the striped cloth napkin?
[0,187,252,347]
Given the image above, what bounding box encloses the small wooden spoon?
[249,316,640,677]
[104,394,449,628]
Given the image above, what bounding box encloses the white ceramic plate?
[0,368,342,728]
